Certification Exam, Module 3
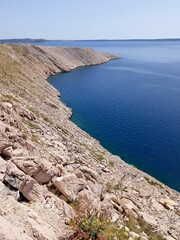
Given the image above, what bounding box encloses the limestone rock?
[80,166,98,180]
[100,193,122,221]
[12,148,27,157]
[140,212,157,226]
[4,161,42,201]
[17,106,36,121]
[0,143,11,153]
[4,161,25,189]
[13,159,38,177]
[52,173,86,201]
[87,182,103,199]
[0,122,12,154]
[1,102,13,109]
[166,236,177,240]
[150,198,165,211]
[159,198,178,210]
[19,177,39,201]
[130,231,140,239]
[140,232,148,240]
[13,158,59,184]
[119,198,137,211]
[76,189,101,214]
[0,157,7,181]
[0,122,8,134]
[1,146,13,159]
[0,216,32,240]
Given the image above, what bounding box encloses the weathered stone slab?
[52,173,85,201]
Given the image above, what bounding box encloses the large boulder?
[1,146,13,158]
[13,157,63,184]
[76,189,101,214]
[4,161,42,201]
[80,166,98,180]
[140,212,157,226]
[119,198,137,211]
[52,173,86,201]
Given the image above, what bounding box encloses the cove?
[48,40,180,191]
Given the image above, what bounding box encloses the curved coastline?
[0,44,179,239]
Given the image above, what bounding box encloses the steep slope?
[0,44,179,240]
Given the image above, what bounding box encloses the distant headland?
[0,38,47,44]
[1,38,180,44]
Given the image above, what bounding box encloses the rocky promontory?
[0,44,179,240]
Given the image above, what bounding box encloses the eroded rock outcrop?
[0,44,179,239]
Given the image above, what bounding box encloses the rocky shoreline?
[0,44,179,240]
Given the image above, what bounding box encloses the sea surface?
[24,40,180,191]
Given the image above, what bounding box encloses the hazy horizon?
[1,0,180,40]
[1,37,180,41]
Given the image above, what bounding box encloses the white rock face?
[140,212,157,226]
[52,173,86,201]
[119,198,137,211]
[160,198,178,210]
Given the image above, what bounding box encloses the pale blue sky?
[1,0,180,40]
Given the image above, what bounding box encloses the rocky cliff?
[0,44,179,240]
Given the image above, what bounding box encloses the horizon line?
[1,37,180,42]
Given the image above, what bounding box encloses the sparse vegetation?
[69,200,79,210]
[29,107,40,117]
[29,107,53,124]
[2,94,19,103]
[125,213,165,240]
[144,177,163,189]
[81,144,105,162]
[96,153,104,162]
[109,160,115,167]
[175,209,180,216]
[106,182,128,193]
[48,102,58,109]
[69,213,131,240]
[69,207,165,240]
[42,115,53,124]
[26,120,40,130]
[31,134,39,143]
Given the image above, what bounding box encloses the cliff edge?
[0,44,179,240]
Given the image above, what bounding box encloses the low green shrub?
[109,161,115,167]
[70,214,130,240]
[144,177,163,189]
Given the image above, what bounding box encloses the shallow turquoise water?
[45,40,180,191]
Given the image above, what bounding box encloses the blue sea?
[31,40,180,191]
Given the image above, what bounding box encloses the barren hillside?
[0,44,179,240]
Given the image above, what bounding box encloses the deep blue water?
[35,40,180,191]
